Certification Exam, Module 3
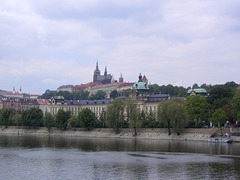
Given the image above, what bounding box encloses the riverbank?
[1,126,240,142]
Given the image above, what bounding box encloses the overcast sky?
[1,0,240,94]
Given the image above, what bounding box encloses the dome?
[132,81,149,90]
[132,73,149,90]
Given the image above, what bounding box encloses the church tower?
[119,73,124,83]
[93,62,100,82]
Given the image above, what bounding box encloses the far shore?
[1,126,240,142]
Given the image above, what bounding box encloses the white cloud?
[0,0,240,94]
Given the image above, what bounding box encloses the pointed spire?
[119,73,123,83]
[104,66,107,76]
[94,61,100,72]
[96,61,99,71]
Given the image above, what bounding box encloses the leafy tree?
[22,108,43,128]
[89,90,107,100]
[67,115,80,128]
[185,95,210,126]
[161,84,174,95]
[158,100,172,135]
[0,108,15,128]
[106,98,125,134]
[224,81,239,89]
[98,110,107,128]
[167,101,189,135]
[43,112,55,133]
[192,83,199,89]
[110,90,119,99]
[232,87,240,124]
[158,99,188,135]
[208,86,234,110]
[79,91,90,100]
[210,108,228,135]
[12,111,22,127]
[55,109,71,130]
[78,108,97,130]
[149,84,160,94]
[126,98,140,136]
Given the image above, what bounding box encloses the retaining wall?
[0,126,239,142]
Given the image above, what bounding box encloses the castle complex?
[0,63,171,119]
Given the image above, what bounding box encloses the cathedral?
[93,62,114,84]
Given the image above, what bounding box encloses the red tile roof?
[37,99,50,104]
[75,82,99,88]
[142,75,148,81]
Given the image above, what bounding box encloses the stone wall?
[0,126,239,142]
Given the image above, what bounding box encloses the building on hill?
[57,85,74,93]
[187,88,207,97]
[90,82,134,98]
[93,62,112,84]
[74,82,99,93]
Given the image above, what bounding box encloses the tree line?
[1,85,240,135]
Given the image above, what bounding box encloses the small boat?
[208,137,232,143]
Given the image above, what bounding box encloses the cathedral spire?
[95,61,100,72]
[104,66,107,76]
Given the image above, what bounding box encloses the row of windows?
[49,105,107,117]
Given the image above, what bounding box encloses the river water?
[0,135,240,180]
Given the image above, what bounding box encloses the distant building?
[38,99,50,115]
[90,82,134,98]
[30,94,40,99]
[0,91,24,99]
[57,85,74,93]
[187,88,207,97]
[21,99,40,111]
[93,62,112,84]
[48,96,111,118]
[131,73,170,114]
[74,82,98,94]
[1,98,22,111]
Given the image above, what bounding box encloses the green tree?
[98,110,107,128]
[12,111,22,127]
[55,109,71,130]
[79,91,90,100]
[158,99,188,135]
[192,83,199,89]
[232,87,240,123]
[106,98,125,134]
[78,108,97,130]
[67,115,80,128]
[185,95,210,126]
[126,98,140,136]
[43,112,55,133]
[110,90,119,99]
[89,90,107,100]
[0,108,15,128]
[22,108,43,128]
[149,84,160,94]
[210,108,228,135]
[158,100,172,135]
[167,101,189,135]
[208,86,234,110]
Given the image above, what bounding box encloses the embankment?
[0,126,240,142]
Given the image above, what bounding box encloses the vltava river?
[0,135,240,180]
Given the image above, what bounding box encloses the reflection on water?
[0,135,240,180]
